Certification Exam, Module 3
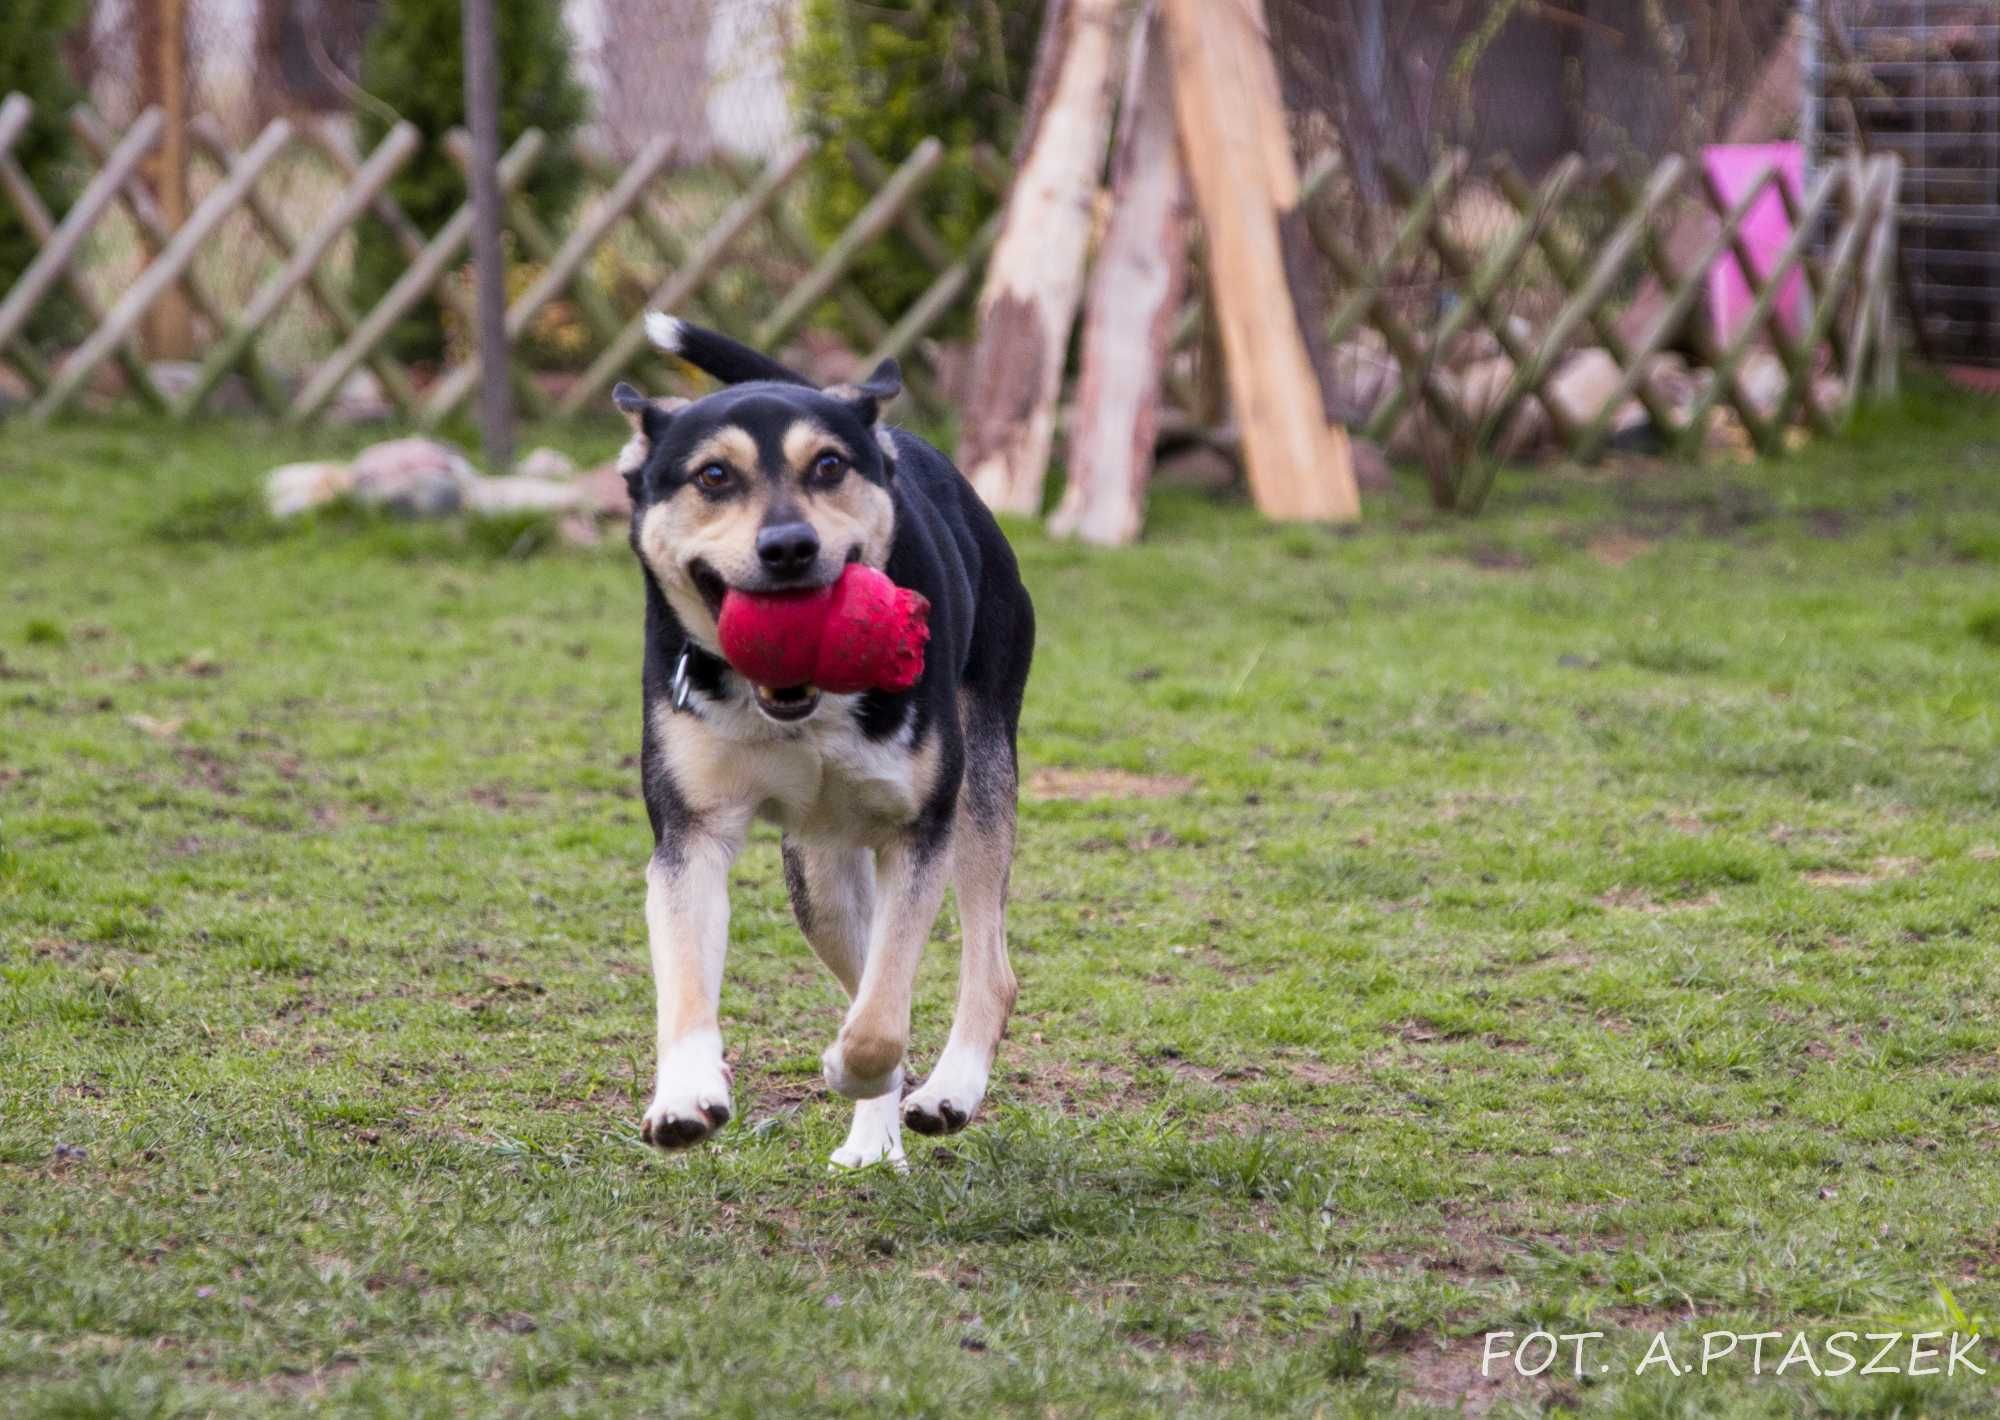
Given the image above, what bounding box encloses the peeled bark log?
[1050,4,1187,546]
[959,0,1123,517]
[1159,0,1358,522]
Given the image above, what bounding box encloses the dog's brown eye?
[693,462,730,491]
[811,452,846,485]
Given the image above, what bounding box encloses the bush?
[789,0,1045,338]
[353,0,588,361]
[0,0,86,345]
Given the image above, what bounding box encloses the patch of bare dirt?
[1586,532,1655,567]
[1026,767,1196,801]
[1593,888,1721,914]
[1804,856,1924,888]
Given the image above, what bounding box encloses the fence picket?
[289,129,546,424]
[33,118,294,421]
[0,97,167,410]
[0,107,163,361]
[174,121,421,420]
[68,105,287,414]
[423,131,677,426]
[559,138,813,416]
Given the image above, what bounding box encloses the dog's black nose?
[756,520,820,578]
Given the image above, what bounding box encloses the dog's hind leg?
[904,740,1018,1136]
[641,822,744,1149]
[784,837,905,1168]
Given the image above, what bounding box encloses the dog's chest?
[662,698,934,836]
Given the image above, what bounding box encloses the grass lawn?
[5,393,2000,1417]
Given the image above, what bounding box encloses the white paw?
[903,1048,990,1136]
[642,1033,734,1150]
[829,1083,907,1170]
[822,1036,903,1100]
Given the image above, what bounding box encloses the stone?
[148,360,257,415]
[464,475,585,516]
[514,446,579,481]
[349,437,479,517]
[265,461,355,518]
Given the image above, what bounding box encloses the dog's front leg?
[641,823,743,1149]
[821,832,951,1100]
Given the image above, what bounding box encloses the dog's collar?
[670,642,729,715]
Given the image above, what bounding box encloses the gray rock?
[349,437,479,517]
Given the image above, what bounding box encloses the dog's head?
[615,362,901,665]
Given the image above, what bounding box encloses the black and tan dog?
[613,315,1034,1167]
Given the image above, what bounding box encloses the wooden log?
[174,120,421,420]
[0,108,164,363]
[289,129,545,424]
[753,137,944,350]
[0,98,166,411]
[558,138,813,416]
[423,131,678,424]
[1050,3,1188,546]
[1160,0,1358,522]
[32,119,294,421]
[958,0,1124,517]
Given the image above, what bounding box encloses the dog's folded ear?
[612,383,687,500]
[825,358,902,426]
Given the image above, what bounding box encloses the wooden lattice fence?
[0,93,998,430]
[1268,146,1903,510]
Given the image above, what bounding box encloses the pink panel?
[1701,143,1807,345]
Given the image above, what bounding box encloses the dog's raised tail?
[645,313,812,389]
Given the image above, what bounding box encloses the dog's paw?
[829,1088,907,1170]
[641,1040,734,1150]
[902,1049,989,1136]
[822,1034,903,1100]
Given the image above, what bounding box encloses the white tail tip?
[645,312,684,354]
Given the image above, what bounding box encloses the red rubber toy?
[717,563,931,694]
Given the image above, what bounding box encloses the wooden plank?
[0,97,167,411]
[289,129,546,424]
[1160,0,1357,522]
[0,107,164,359]
[422,131,678,424]
[1455,155,1686,512]
[32,119,294,421]
[754,137,944,349]
[174,120,422,419]
[184,114,422,420]
[558,138,813,416]
[1571,164,1785,460]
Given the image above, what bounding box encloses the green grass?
[5,393,2000,1417]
